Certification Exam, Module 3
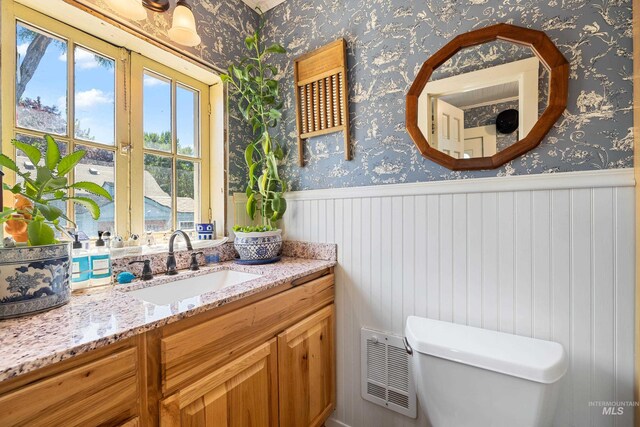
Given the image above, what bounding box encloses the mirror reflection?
[417,40,549,159]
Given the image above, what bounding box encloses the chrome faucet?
[166,230,193,275]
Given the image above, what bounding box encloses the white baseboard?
[325,418,352,427]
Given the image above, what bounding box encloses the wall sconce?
[109,0,201,47]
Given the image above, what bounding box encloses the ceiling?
[241,0,287,12]
[439,81,519,109]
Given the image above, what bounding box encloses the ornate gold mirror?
[406,24,568,170]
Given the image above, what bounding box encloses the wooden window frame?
[130,53,211,235]
[1,2,129,236]
[1,2,213,238]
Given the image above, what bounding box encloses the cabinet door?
[160,339,278,427]
[278,304,335,427]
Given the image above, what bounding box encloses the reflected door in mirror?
[419,45,545,160]
[406,24,568,170]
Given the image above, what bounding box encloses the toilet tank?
[405,317,568,427]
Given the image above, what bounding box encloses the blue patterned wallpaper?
[80,0,258,66]
[237,0,634,192]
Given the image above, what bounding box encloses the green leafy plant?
[0,135,113,246]
[221,11,287,229]
[232,224,276,233]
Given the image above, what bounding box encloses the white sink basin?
[126,270,261,306]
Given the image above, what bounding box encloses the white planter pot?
[0,243,72,319]
[234,230,282,261]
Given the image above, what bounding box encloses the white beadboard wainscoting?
[279,169,636,427]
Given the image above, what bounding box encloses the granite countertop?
[0,251,336,382]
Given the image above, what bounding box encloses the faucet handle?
[189,252,204,271]
[129,259,153,281]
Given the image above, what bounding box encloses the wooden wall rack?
[294,38,351,166]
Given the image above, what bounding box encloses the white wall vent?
[361,327,416,418]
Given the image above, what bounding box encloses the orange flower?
[14,195,32,220]
[5,214,28,243]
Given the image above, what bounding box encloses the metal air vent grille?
[361,328,416,418]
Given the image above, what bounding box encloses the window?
[1,3,212,238]
[9,19,121,238]
[131,55,210,233]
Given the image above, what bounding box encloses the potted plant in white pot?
[0,135,112,318]
[222,13,288,264]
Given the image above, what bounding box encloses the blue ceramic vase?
[0,243,72,319]
[233,229,282,262]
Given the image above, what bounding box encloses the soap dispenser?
[71,234,90,290]
[90,231,112,286]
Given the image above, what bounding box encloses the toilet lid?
[405,316,567,384]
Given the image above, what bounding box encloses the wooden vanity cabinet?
[0,269,335,427]
[0,338,143,427]
[155,271,336,427]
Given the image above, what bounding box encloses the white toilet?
[405,316,567,427]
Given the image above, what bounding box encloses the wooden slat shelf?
[294,39,351,166]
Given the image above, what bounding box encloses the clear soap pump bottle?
[71,233,90,290]
[90,231,112,287]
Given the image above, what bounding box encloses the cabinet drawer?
[0,347,139,427]
[161,273,334,393]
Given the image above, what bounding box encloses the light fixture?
[109,0,148,21]
[167,0,201,47]
[108,0,201,47]
[142,0,170,13]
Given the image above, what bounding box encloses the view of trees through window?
[142,70,200,232]
[143,132,196,200]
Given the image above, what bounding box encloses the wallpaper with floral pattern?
[252,0,633,191]
[77,0,633,192]
[79,0,258,67]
